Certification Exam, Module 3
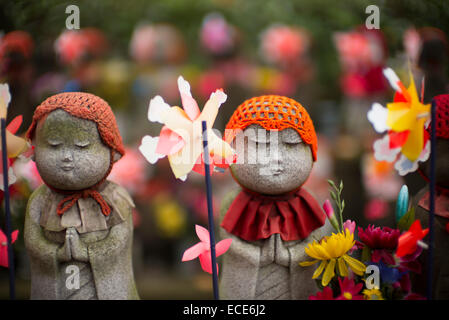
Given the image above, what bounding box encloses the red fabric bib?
[221,188,326,241]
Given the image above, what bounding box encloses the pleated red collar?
[220,187,326,241]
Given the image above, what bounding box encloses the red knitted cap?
[27,92,125,161]
[225,95,318,161]
[433,94,449,140]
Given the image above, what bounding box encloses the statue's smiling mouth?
[61,165,74,171]
[271,166,284,175]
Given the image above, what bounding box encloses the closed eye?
[284,141,300,146]
[75,141,90,148]
[48,141,62,147]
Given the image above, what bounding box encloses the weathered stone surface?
[219,125,332,300]
[230,124,313,195]
[25,109,139,300]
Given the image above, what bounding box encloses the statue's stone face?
[230,124,313,195]
[34,109,111,190]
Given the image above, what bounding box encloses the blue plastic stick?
[427,99,436,300]
[1,118,15,300]
[201,121,219,300]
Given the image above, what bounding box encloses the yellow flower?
[154,195,187,238]
[363,288,384,300]
[299,230,366,287]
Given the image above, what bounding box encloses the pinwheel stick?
[1,118,15,300]
[427,100,436,300]
[201,121,219,300]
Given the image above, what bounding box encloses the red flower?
[358,225,400,250]
[404,292,426,300]
[396,220,429,258]
[309,286,334,300]
[336,277,364,300]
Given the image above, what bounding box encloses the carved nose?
[270,146,283,164]
[62,150,73,162]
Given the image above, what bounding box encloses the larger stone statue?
[219,95,332,299]
[24,92,139,299]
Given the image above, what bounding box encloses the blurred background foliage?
[1,0,448,98]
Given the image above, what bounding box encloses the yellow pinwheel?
[384,69,430,162]
[368,68,431,176]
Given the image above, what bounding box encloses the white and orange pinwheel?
[0,83,30,190]
[367,68,431,176]
[139,76,235,180]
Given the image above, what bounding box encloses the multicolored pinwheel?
[182,225,232,274]
[139,76,235,180]
[396,220,429,258]
[368,68,431,175]
[0,83,31,190]
[0,229,18,268]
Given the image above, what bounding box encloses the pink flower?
[336,277,364,300]
[260,25,309,66]
[182,225,232,274]
[323,199,335,219]
[309,286,334,300]
[323,199,339,232]
[54,28,107,65]
[200,13,237,55]
[0,229,18,268]
[343,220,356,234]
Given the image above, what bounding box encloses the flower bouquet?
[300,180,428,300]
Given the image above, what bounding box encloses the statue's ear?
[113,152,122,162]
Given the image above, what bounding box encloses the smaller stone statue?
[412,94,449,299]
[219,95,332,300]
[24,92,139,299]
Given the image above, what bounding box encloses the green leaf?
[327,179,337,190]
[397,207,415,232]
[339,180,344,191]
[330,190,337,201]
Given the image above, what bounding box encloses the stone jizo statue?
[24,92,139,300]
[219,95,332,300]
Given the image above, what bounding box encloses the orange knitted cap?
[26,92,125,161]
[225,95,317,161]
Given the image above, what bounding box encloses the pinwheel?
[0,229,18,268]
[139,76,235,300]
[396,220,429,258]
[0,83,30,300]
[0,84,30,190]
[182,225,232,274]
[368,68,431,175]
[139,76,235,180]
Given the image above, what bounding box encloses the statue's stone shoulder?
[103,180,135,222]
[26,184,52,224]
